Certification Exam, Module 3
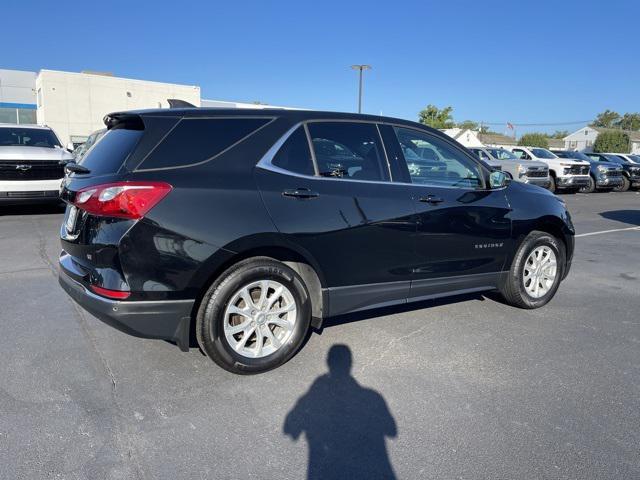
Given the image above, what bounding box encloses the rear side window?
[140,118,270,170]
[307,122,389,181]
[78,128,143,175]
[271,127,314,176]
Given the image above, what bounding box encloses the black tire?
[499,231,565,309]
[579,176,596,193]
[196,257,312,374]
[613,175,630,192]
[548,175,556,193]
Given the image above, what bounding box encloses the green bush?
[593,131,631,153]
[518,133,549,148]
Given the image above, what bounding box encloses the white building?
[563,126,640,154]
[440,128,485,147]
[0,69,37,124]
[36,70,200,146]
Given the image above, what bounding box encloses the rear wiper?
[61,161,91,175]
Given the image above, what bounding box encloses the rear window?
[78,128,143,175]
[139,117,271,170]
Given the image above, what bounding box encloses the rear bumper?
[58,261,194,351]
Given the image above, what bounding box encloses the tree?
[616,113,640,131]
[551,130,569,139]
[456,120,478,130]
[591,110,621,128]
[518,133,549,148]
[593,131,631,153]
[418,105,455,129]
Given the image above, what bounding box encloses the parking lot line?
[575,226,640,238]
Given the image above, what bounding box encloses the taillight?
[72,181,172,219]
[90,285,131,300]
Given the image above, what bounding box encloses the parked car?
[58,109,575,374]
[584,152,640,192]
[551,150,623,193]
[71,128,106,162]
[612,153,639,164]
[504,146,590,193]
[469,147,550,188]
[0,124,72,204]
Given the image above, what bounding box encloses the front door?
[383,125,512,300]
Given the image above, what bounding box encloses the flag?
[506,122,514,130]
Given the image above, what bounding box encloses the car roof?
[0,123,52,130]
[105,107,439,133]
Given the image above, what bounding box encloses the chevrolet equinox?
[58,109,574,374]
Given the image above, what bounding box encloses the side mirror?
[489,170,510,189]
[66,142,75,152]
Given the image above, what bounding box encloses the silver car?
[469,147,550,188]
[0,124,73,204]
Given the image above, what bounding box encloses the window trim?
[257,119,491,190]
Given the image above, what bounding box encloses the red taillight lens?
[73,181,172,219]
[90,285,131,299]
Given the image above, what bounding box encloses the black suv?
[58,109,574,374]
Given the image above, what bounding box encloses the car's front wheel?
[196,257,311,374]
[499,231,565,309]
[613,175,630,192]
[579,176,596,193]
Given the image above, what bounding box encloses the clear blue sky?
[4,0,639,135]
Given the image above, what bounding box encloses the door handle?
[418,195,444,205]
[282,188,320,199]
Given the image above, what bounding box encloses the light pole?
[351,65,371,113]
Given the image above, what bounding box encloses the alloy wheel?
[522,246,557,299]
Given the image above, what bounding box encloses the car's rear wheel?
[613,175,630,192]
[579,176,596,193]
[499,231,565,309]
[196,257,311,374]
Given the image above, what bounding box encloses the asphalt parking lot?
[1,191,639,480]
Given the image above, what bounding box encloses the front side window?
[489,148,518,160]
[271,127,314,176]
[307,122,389,181]
[394,127,481,188]
[512,149,530,160]
[0,127,61,148]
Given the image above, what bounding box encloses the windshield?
[530,148,557,159]
[611,154,632,163]
[629,155,640,164]
[602,154,624,164]
[0,127,61,148]
[555,150,591,161]
[488,148,518,160]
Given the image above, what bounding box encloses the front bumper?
[595,176,623,188]
[556,175,590,189]
[522,177,550,188]
[59,258,194,351]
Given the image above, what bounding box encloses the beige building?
[35,70,200,146]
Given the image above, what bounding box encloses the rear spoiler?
[103,112,145,130]
[167,99,197,108]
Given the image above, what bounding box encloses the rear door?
[382,125,512,300]
[255,121,416,315]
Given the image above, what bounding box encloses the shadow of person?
[284,345,397,480]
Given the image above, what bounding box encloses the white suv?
[505,146,590,193]
[0,124,73,204]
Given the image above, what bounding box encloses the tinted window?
[307,122,388,181]
[271,127,314,175]
[78,128,143,175]
[394,127,481,188]
[554,150,591,161]
[141,118,270,170]
[0,127,61,148]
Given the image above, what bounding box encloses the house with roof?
[563,126,640,153]
[477,132,518,148]
[440,128,485,147]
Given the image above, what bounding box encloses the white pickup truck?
[504,146,590,193]
[0,124,72,204]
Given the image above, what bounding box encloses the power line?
[474,120,591,127]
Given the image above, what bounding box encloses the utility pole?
[350,65,371,113]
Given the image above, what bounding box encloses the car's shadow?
[600,210,640,227]
[0,203,65,217]
[322,291,490,329]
